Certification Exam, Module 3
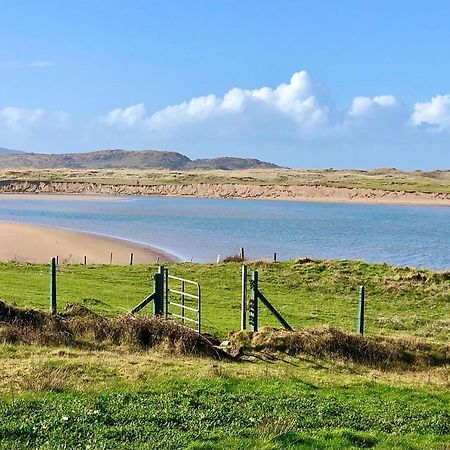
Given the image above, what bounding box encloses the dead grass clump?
[229,326,450,369]
[0,301,48,328]
[0,301,219,358]
[18,366,70,392]
[222,254,244,263]
[295,257,315,265]
[102,316,219,357]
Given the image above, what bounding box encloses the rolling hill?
[0,147,24,156]
[0,149,279,170]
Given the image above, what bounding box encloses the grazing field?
[0,260,449,449]
[0,260,448,341]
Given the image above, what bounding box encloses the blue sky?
[0,0,449,169]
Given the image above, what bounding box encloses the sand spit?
[0,180,449,205]
[0,222,176,264]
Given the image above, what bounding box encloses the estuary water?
[0,195,449,270]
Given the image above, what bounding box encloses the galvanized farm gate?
[164,271,201,334]
[130,266,201,334]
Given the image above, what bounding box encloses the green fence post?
[49,257,57,315]
[153,266,165,316]
[241,264,247,330]
[357,285,365,335]
[249,271,258,332]
[165,267,169,319]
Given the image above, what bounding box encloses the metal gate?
[164,271,201,334]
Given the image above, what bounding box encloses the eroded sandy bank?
[0,180,449,205]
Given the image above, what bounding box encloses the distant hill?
[0,149,280,170]
[0,147,25,155]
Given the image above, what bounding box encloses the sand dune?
[0,180,449,206]
[0,222,175,264]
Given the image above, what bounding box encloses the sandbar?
[0,222,176,264]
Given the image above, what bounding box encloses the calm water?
[0,195,449,269]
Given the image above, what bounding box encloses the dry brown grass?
[222,254,245,263]
[0,301,219,357]
[230,326,450,369]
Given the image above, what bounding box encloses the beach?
[0,222,175,264]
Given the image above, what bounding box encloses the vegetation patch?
[0,380,448,449]
[0,301,218,357]
[230,326,450,369]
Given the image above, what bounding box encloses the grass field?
[0,260,449,449]
[2,167,450,193]
[0,260,448,341]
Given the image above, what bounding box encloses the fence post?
[153,273,163,316]
[240,247,245,261]
[249,271,258,332]
[241,264,247,330]
[273,252,277,262]
[165,267,169,319]
[357,285,365,335]
[152,265,164,316]
[129,253,134,265]
[49,257,57,315]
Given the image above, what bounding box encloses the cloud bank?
[1,70,449,168]
[99,71,402,137]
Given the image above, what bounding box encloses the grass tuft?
[0,301,219,357]
[230,326,450,369]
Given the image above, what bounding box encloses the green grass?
[0,380,448,449]
[0,260,448,341]
[0,260,449,449]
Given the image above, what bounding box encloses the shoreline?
[0,180,449,206]
[0,221,178,264]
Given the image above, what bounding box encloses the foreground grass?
[0,377,448,449]
[1,167,450,193]
[0,260,448,341]
[0,260,448,448]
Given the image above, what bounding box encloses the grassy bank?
[0,260,448,341]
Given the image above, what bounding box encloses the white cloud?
[348,95,397,117]
[101,71,331,134]
[102,103,147,128]
[0,106,67,131]
[411,95,450,131]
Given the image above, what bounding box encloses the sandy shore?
[0,180,449,206]
[0,222,176,264]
